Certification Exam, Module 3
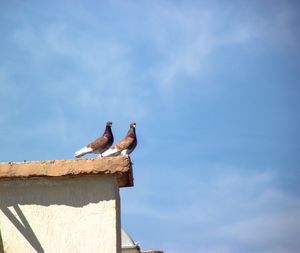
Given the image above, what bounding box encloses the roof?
[121,228,138,248]
[0,155,133,187]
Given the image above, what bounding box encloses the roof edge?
[0,156,134,188]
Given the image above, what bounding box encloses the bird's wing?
[87,136,109,150]
[114,136,134,150]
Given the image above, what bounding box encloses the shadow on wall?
[0,229,4,253]
[0,205,44,252]
[0,174,115,207]
[0,174,117,252]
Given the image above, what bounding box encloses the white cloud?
[11,22,148,118]
[122,165,300,252]
[217,210,300,253]
[4,0,299,116]
[128,1,300,94]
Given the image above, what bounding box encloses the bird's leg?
[98,154,103,158]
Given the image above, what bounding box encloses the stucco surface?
[0,175,121,253]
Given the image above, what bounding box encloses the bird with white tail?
[102,122,137,157]
[74,121,114,158]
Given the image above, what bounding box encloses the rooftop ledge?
[0,155,133,188]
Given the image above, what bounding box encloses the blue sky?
[0,0,300,252]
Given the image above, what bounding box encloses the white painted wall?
[121,229,140,253]
[0,175,121,253]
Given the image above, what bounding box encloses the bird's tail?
[101,147,121,157]
[74,146,93,158]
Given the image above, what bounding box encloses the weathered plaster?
[0,174,121,253]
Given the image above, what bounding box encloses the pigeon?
[102,122,137,157]
[74,121,114,158]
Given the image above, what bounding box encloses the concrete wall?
[122,247,141,253]
[0,174,121,253]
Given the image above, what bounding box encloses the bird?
[74,121,114,158]
[102,122,137,157]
